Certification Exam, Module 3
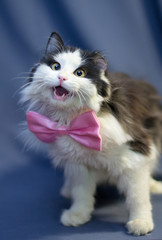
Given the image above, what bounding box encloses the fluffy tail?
[150,178,162,194]
[159,102,162,153]
[160,111,162,154]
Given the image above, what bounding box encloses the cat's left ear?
[46,32,64,54]
[93,51,108,71]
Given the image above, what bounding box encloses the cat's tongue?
[55,86,69,96]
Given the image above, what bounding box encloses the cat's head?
[21,32,111,114]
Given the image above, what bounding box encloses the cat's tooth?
[62,94,65,97]
[54,88,56,95]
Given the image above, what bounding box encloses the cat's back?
[104,72,160,122]
[108,72,158,102]
[101,72,162,153]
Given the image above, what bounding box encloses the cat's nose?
[58,75,67,85]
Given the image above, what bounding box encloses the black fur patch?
[78,50,110,98]
[80,61,109,98]
[28,64,40,82]
[127,140,150,155]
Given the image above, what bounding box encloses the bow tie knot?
[26,111,102,151]
[57,128,68,136]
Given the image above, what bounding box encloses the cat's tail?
[159,101,162,153]
[160,104,162,154]
[150,177,162,194]
[151,95,162,153]
[153,96,162,154]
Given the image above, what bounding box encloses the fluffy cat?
[21,32,162,235]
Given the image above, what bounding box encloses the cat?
[21,32,162,236]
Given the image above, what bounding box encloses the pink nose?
[58,75,67,85]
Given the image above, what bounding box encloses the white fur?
[100,70,109,83]
[21,50,161,236]
[55,50,82,73]
[100,70,111,99]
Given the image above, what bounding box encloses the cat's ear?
[92,51,108,71]
[46,32,64,54]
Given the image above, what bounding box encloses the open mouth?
[51,86,73,101]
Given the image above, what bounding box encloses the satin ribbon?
[26,111,102,151]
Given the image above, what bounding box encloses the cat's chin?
[51,87,74,102]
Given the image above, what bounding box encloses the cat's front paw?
[126,218,154,235]
[60,209,91,227]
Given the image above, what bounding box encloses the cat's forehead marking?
[54,50,82,69]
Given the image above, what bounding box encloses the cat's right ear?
[45,32,64,54]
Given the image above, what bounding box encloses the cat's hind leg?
[118,165,154,235]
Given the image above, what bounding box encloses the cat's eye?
[51,62,61,71]
[74,69,86,77]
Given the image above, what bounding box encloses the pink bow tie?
[26,111,102,151]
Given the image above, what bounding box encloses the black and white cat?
[21,32,162,235]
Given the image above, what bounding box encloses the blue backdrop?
[0,0,162,239]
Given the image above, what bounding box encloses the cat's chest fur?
[48,112,137,176]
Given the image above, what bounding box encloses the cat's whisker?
[78,92,83,107]
[79,88,90,98]
[13,82,32,98]
[19,82,31,90]
[75,91,83,107]
[11,72,32,81]
[12,76,45,83]
[16,72,32,76]
[78,90,86,103]
[27,77,45,81]
[12,77,29,80]
[80,88,89,97]
[26,100,41,112]
[29,79,49,89]
[34,83,47,91]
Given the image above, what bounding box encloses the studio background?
[0,0,162,240]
